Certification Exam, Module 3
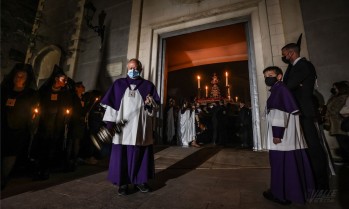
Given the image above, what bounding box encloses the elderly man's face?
[127,61,138,70]
[127,60,142,79]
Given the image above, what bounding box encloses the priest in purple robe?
[262,66,315,205]
[100,58,160,195]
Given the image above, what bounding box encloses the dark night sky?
[167,61,250,103]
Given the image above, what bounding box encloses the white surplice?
[178,109,196,146]
[102,86,154,146]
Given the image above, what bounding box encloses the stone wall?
[1,0,39,79]
[299,0,349,159]
[74,0,132,91]
[300,0,349,102]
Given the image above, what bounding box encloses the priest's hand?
[273,137,281,144]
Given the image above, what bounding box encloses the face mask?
[265,77,278,87]
[281,56,290,64]
[330,88,338,95]
[127,69,140,79]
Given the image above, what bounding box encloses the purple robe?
[101,76,160,185]
[266,81,315,204]
[101,77,160,111]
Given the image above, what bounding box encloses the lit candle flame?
[197,75,201,89]
[66,109,70,114]
[34,108,39,114]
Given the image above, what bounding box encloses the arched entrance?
[32,45,62,87]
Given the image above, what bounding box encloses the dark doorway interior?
[165,22,251,104]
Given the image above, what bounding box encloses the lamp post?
[84,1,106,48]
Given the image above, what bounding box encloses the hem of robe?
[108,144,155,186]
[269,149,315,204]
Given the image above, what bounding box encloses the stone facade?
[3,0,348,150]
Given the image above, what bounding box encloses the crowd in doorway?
[164,97,253,148]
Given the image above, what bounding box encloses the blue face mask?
[127,69,140,79]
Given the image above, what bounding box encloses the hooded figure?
[1,63,39,189]
[33,65,74,180]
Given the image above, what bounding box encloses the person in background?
[66,81,87,170]
[262,66,314,205]
[165,98,176,145]
[217,101,228,145]
[210,101,220,145]
[100,58,160,195]
[1,63,39,189]
[178,99,200,147]
[282,43,329,190]
[238,101,252,148]
[82,90,103,164]
[324,81,349,163]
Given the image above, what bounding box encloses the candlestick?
[197,76,201,89]
[225,72,228,86]
[32,107,39,120]
[227,87,231,100]
[205,86,208,98]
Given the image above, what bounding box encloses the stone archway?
[32,45,62,87]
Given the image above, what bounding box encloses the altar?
[195,72,238,105]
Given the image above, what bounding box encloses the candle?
[225,72,228,86]
[197,76,201,89]
[235,96,238,102]
[205,86,208,98]
[32,107,39,120]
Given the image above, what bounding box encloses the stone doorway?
[156,20,260,149]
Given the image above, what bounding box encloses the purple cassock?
[266,81,315,204]
[101,76,160,186]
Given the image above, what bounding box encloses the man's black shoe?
[263,190,291,205]
[136,183,151,193]
[118,185,128,196]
